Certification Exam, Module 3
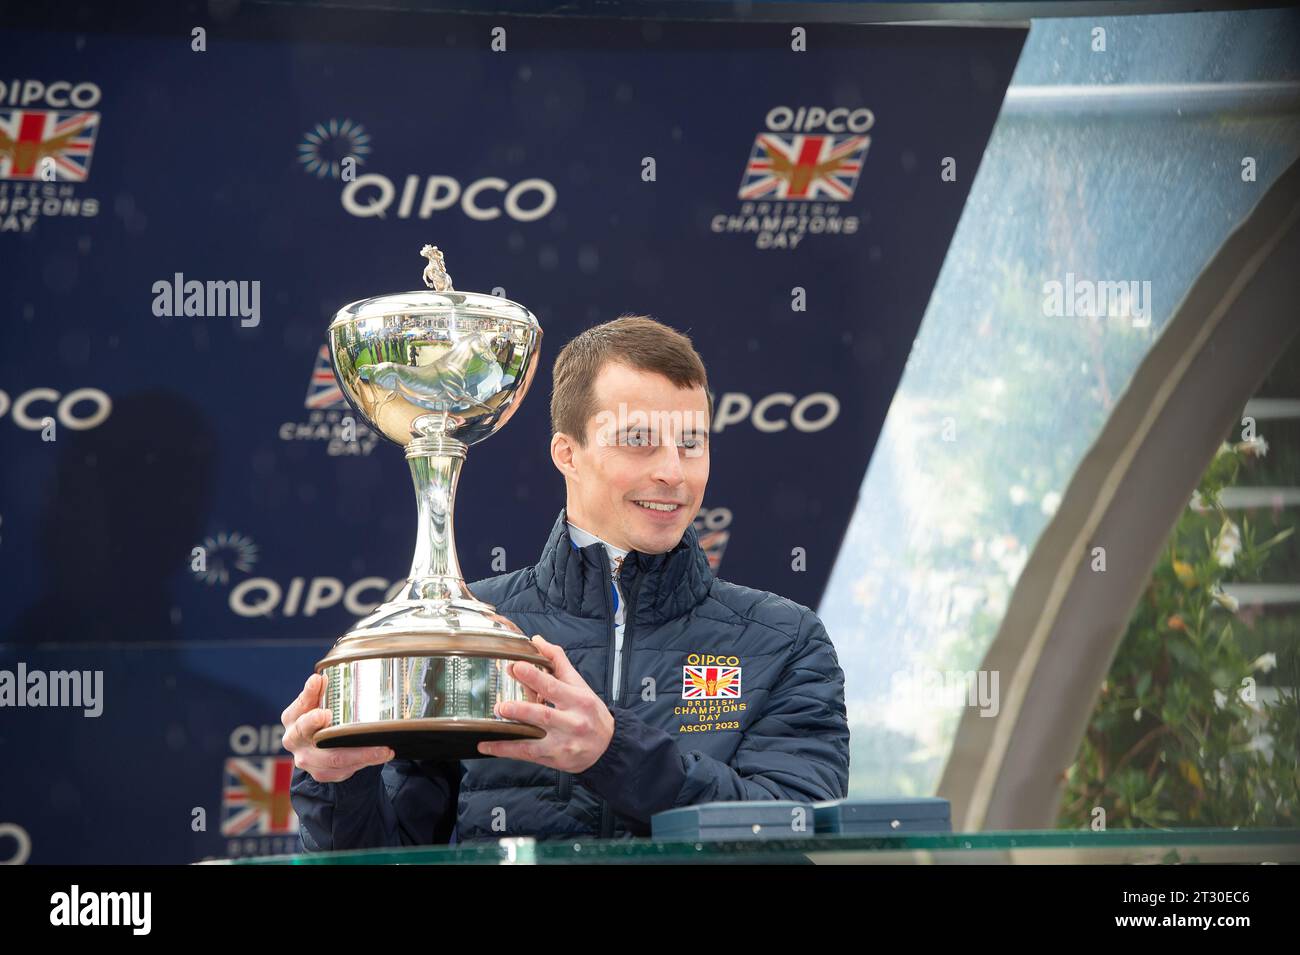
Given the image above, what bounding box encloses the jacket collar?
[534,506,713,625]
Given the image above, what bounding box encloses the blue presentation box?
[812,797,953,835]
[650,800,817,841]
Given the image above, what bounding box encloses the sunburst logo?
[193,531,260,586]
[296,118,371,180]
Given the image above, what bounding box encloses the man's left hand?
[477,634,615,772]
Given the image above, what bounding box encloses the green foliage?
[1059,439,1299,829]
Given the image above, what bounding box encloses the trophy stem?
[402,434,474,603]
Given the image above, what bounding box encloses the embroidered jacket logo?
[682,654,742,699]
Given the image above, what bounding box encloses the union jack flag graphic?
[304,344,347,410]
[698,528,730,573]
[683,665,742,699]
[0,109,100,181]
[738,133,869,202]
[221,757,299,837]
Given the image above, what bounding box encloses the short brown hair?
[550,314,712,445]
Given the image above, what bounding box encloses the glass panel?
[819,9,1300,798]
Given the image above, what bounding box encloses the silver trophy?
[314,245,551,760]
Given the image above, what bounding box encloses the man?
[285,315,849,848]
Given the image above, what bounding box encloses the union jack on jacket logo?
[0,109,100,181]
[221,757,299,837]
[683,665,742,699]
[738,133,869,202]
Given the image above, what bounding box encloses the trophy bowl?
[313,246,552,761]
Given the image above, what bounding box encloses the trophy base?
[314,718,546,762]
[314,598,556,763]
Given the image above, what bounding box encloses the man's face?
[553,361,710,555]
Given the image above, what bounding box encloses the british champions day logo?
[278,345,380,456]
[676,654,747,734]
[221,724,300,858]
[0,80,102,233]
[713,106,872,250]
[693,506,732,573]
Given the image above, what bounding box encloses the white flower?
[1251,652,1277,673]
[1235,437,1269,458]
[1213,689,1228,709]
[1040,490,1062,515]
[1213,519,1242,568]
[1210,586,1240,613]
[1189,489,1207,512]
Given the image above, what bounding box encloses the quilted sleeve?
[290,757,461,852]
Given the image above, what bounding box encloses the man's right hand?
[282,674,394,784]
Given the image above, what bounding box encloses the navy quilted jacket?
[290,507,849,849]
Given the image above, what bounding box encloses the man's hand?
[477,635,615,773]
[282,674,394,784]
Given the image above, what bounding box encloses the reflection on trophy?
[313,244,551,761]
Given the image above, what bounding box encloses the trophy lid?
[329,245,539,330]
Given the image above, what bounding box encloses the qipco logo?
[0,79,102,108]
[229,576,407,618]
[765,105,875,134]
[0,388,113,431]
[341,174,557,223]
[709,391,839,434]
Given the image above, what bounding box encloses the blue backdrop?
[0,6,1023,862]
